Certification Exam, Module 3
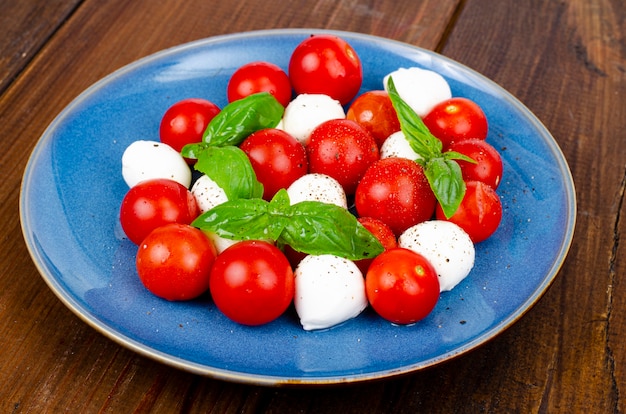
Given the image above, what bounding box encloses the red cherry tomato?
[136,223,217,301]
[120,178,199,245]
[209,240,294,326]
[355,217,398,274]
[447,138,503,189]
[289,34,362,105]
[355,157,436,236]
[240,128,308,200]
[346,90,400,147]
[306,119,379,195]
[227,61,292,107]
[159,98,220,154]
[365,247,440,324]
[436,180,502,243]
[423,97,488,149]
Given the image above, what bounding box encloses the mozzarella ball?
[191,174,228,213]
[282,94,345,145]
[380,131,422,160]
[122,140,191,188]
[384,67,452,117]
[294,254,368,330]
[286,173,348,208]
[398,220,475,292]
[190,174,236,253]
[203,232,238,254]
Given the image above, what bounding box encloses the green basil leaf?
[203,92,284,146]
[192,189,384,260]
[280,201,384,260]
[386,76,468,217]
[268,188,291,213]
[192,197,286,241]
[443,150,477,164]
[424,157,466,219]
[193,146,264,200]
[180,142,208,160]
[386,77,442,157]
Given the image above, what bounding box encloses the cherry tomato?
[423,97,488,149]
[365,247,440,324]
[227,61,292,107]
[355,157,436,236]
[210,240,294,326]
[240,128,308,200]
[307,119,379,195]
[288,34,362,105]
[136,223,217,301]
[120,178,199,245]
[355,217,398,274]
[346,90,400,147]
[436,180,502,243]
[447,138,503,189]
[159,98,220,154]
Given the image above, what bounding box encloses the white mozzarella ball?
[121,140,191,188]
[383,67,452,117]
[294,254,368,331]
[282,94,345,145]
[191,174,228,213]
[204,232,238,254]
[380,131,422,160]
[286,173,348,208]
[190,174,235,253]
[398,220,475,292]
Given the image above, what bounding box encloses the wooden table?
[1,0,623,412]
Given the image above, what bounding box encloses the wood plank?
[418,0,625,412]
[0,0,82,94]
[0,0,461,412]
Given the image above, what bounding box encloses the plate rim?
[19,28,577,386]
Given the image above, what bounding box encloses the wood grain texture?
[1,0,624,412]
[438,0,626,412]
[0,0,82,94]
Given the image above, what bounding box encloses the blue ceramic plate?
[20,29,576,385]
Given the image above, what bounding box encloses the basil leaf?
[182,93,283,159]
[443,150,477,164]
[281,201,384,260]
[386,76,469,217]
[203,92,284,147]
[193,146,264,200]
[191,189,384,260]
[424,157,466,219]
[386,78,442,157]
[180,142,208,160]
[268,188,291,213]
[192,197,286,241]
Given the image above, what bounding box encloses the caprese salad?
[118,34,504,330]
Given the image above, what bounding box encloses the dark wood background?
[1,0,624,412]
